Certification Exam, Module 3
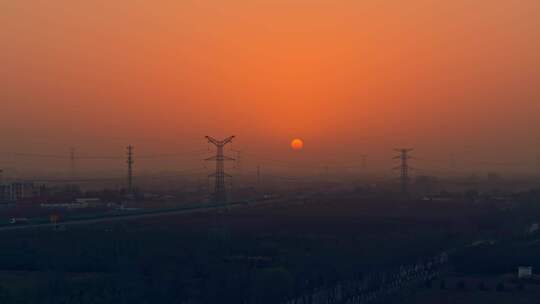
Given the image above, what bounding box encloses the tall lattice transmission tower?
[394,148,414,195]
[361,155,368,170]
[536,153,540,174]
[127,145,134,193]
[206,136,235,202]
[69,147,76,181]
[257,165,261,185]
[536,153,540,182]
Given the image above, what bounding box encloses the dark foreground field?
[0,195,536,303]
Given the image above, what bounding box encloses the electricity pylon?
[361,155,368,170]
[394,148,414,195]
[206,136,235,202]
[69,147,76,181]
[127,145,134,193]
[536,153,540,175]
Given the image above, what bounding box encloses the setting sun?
[291,138,304,150]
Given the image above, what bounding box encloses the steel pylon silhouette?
[394,148,413,195]
[206,136,235,202]
[127,145,134,193]
[69,147,76,181]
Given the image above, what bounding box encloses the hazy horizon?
[2,0,539,175]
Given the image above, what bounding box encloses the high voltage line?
[3,153,67,159]
[2,144,537,191]
[414,156,532,167]
[239,151,368,169]
[1,150,209,160]
[4,151,533,168]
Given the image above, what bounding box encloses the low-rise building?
[0,182,38,202]
[518,266,533,279]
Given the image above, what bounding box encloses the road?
[0,198,284,232]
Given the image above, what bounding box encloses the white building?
[518,266,533,279]
[0,182,37,202]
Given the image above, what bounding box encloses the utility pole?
[450,153,457,170]
[324,165,329,182]
[69,147,76,181]
[232,150,242,173]
[361,155,368,170]
[394,148,414,195]
[205,136,235,202]
[536,153,540,180]
[127,145,134,194]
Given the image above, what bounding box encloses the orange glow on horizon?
[1,0,539,169]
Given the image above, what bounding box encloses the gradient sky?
[1,0,539,175]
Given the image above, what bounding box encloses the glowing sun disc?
[291,138,304,150]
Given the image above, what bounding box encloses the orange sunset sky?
[1,0,540,173]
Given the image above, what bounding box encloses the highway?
[0,198,283,232]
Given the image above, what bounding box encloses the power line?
[414,167,466,176]
[77,156,123,160]
[27,171,208,184]
[4,152,67,159]
[240,151,367,169]
[231,149,242,174]
[136,149,209,159]
[415,156,530,167]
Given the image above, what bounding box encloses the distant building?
[41,198,104,209]
[528,223,539,234]
[421,192,455,202]
[75,198,102,207]
[487,172,502,183]
[518,266,533,279]
[0,182,38,202]
[0,185,7,202]
[41,202,89,209]
[415,175,439,194]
